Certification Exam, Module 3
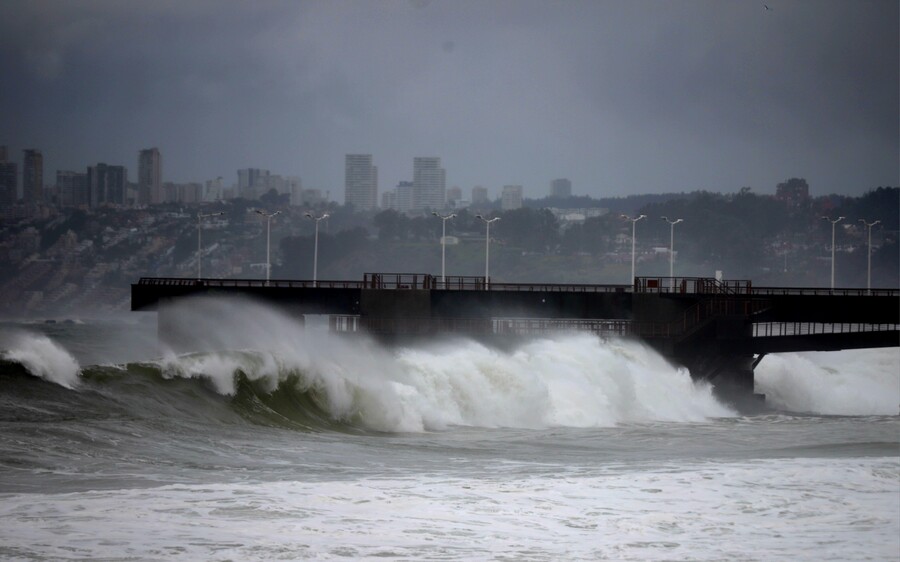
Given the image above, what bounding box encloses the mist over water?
[756,348,900,416]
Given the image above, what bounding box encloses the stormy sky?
[1,0,897,200]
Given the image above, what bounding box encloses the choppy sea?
[1,298,897,561]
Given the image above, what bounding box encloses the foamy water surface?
[0,304,897,561]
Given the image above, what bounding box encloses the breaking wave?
[755,348,900,416]
[3,298,897,433]
[0,331,81,388]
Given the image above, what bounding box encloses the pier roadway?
[133,274,899,407]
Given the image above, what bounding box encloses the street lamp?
[197,211,224,280]
[621,214,646,286]
[661,216,683,278]
[821,215,844,290]
[254,209,281,285]
[432,212,456,285]
[858,219,880,295]
[475,214,501,289]
[305,211,329,287]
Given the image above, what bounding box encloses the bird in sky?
[764,4,773,10]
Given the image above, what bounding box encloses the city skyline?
[0,141,895,213]
[0,1,896,199]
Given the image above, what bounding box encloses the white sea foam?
[0,457,895,561]
[156,297,734,431]
[0,331,81,388]
[755,348,900,415]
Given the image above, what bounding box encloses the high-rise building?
[23,149,43,205]
[56,170,88,208]
[281,176,302,205]
[0,160,16,208]
[381,190,397,210]
[344,154,378,210]
[501,185,523,210]
[204,177,225,202]
[106,165,127,205]
[178,183,203,203]
[87,163,127,207]
[446,186,463,205]
[237,168,270,199]
[471,185,489,207]
[138,148,162,205]
[396,181,413,212]
[412,157,445,211]
[301,188,325,206]
[551,178,572,198]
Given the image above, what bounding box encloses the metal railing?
[754,322,899,337]
[136,277,364,289]
[748,287,899,297]
[329,314,898,341]
[362,273,630,293]
[634,277,752,295]
[137,275,899,298]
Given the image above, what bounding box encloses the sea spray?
[0,331,81,388]
[755,348,900,415]
[155,297,736,431]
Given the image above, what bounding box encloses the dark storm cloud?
[0,0,896,198]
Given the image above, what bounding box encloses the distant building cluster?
[0,143,589,220]
[0,144,330,220]
[363,156,578,214]
[0,142,825,224]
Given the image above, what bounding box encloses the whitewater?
[0,299,897,561]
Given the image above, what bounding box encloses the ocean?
[1,298,898,561]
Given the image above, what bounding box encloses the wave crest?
[0,331,81,388]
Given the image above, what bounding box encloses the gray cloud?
[1,0,896,198]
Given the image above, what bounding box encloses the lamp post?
[661,216,683,278]
[304,212,329,287]
[783,242,788,273]
[197,211,224,280]
[821,215,844,290]
[432,212,456,286]
[475,215,501,289]
[858,219,880,295]
[621,214,646,286]
[254,210,281,285]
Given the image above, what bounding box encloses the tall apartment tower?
[412,157,445,211]
[23,149,43,205]
[138,148,162,205]
[56,170,88,208]
[501,185,523,210]
[551,178,572,198]
[0,147,16,208]
[395,180,413,212]
[237,168,271,200]
[471,185,489,207]
[87,163,127,207]
[344,154,378,210]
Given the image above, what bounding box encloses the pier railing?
[634,277,752,295]
[753,322,900,337]
[329,314,898,341]
[137,276,899,297]
[137,277,365,289]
